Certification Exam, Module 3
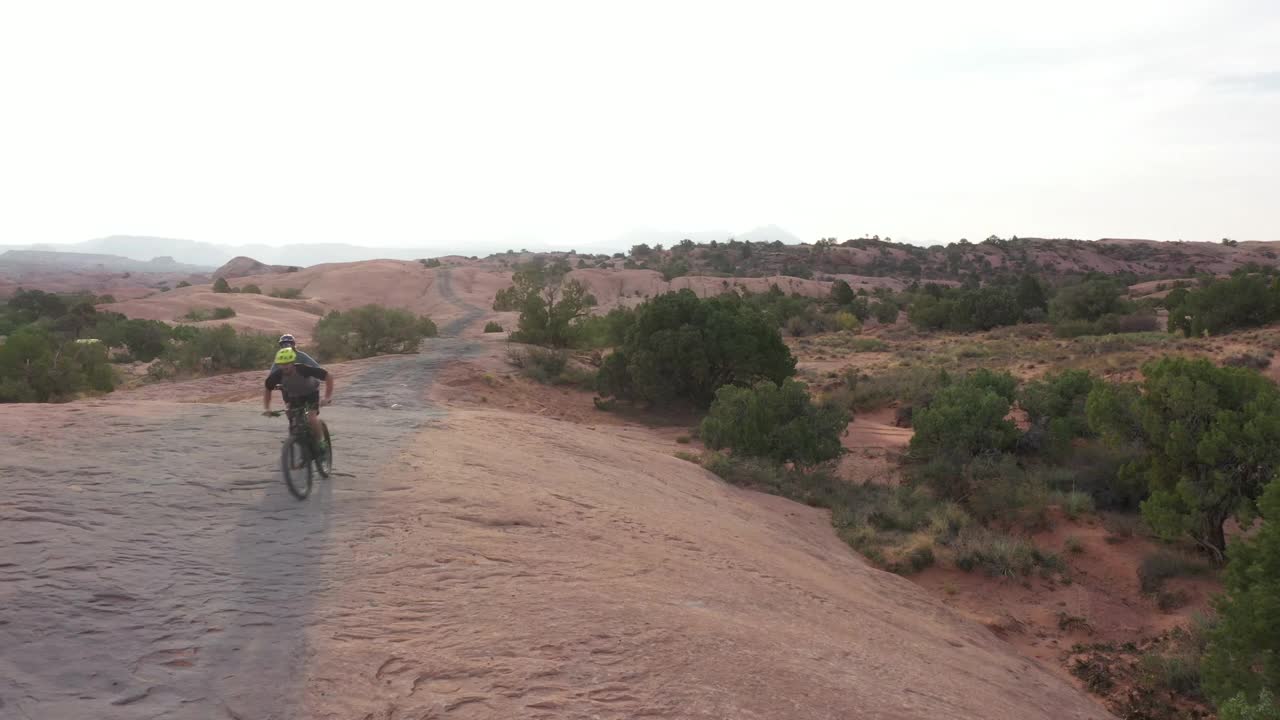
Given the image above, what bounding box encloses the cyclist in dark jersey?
[263,347,333,453]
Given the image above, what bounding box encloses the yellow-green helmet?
[274,347,297,365]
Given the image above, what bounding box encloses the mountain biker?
[270,334,319,371]
[263,347,333,455]
[269,334,320,407]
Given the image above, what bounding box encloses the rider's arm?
[297,350,319,367]
[323,373,334,403]
[263,368,282,411]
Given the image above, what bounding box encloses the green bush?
[871,301,899,324]
[419,258,443,268]
[0,327,115,402]
[176,280,191,288]
[1049,276,1132,324]
[162,324,277,373]
[240,284,262,294]
[1219,689,1280,720]
[314,305,437,360]
[212,277,231,293]
[1202,478,1280,706]
[909,372,1019,460]
[568,306,635,349]
[483,321,504,333]
[270,287,305,299]
[1167,273,1280,337]
[596,289,796,408]
[1019,369,1097,456]
[1088,356,1280,557]
[180,306,236,322]
[700,379,849,467]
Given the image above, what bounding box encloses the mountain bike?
[265,405,332,499]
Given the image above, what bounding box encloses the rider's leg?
[306,407,326,449]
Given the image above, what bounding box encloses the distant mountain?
[0,249,211,274]
[0,235,452,268]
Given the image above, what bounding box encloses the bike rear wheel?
[313,422,332,478]
[281,436,313,499]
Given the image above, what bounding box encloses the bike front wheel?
[281,436,313,500]
[314,422,332,479]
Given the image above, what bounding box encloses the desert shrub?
[569,306,635,349]
[596,289,795,408]
[701,379,849,467]
[963,454,1049,527]
[314,305,437,360]
[830,279,855,306]
[1138,550,1210,594]
[871,301,899,324]
[1051,490,1096,520]
[507,346,595,389]
[483,321,504,333]
[270,287,305,299]
[1139,651,1203,697]
[1225,352,1272,370]
[1065,537,1085,554]
[164,324,276,373]
[1202,478,1280,706]
[833,311,862,333]
[212,277,231,293]
[176,280,191,288]
[848,365,950,412]
[1019,369,1097,456]
[1167,273,1280,337]
[952,527,1060,578]
[909,372,1019,460]
[419,258,443,268]
[1049,276,1132,323]
[180,306,236,322]
[1089,356,1280,558]
[0,327,115,402]
[1103,513,1144,541]
[908,284,1022,331]
[240,284,262,294]
[1219,689,1280,720]
[1032,442,1146,512]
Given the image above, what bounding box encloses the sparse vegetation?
[270,287,305,299]
[1137,550,1210,594]
[180,306,237,322]
[240,284,262,294]
[212,277,231,293]
[483,321,504,333]
[507,346,595,389]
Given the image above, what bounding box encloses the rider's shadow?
[201,452,336,717]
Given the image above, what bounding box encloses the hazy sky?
[1,0,1277,252]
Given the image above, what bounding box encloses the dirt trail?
[0,275,1113,719]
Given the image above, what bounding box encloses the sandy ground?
[1,349,1115,718]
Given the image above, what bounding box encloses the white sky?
[1,0,1278,252]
